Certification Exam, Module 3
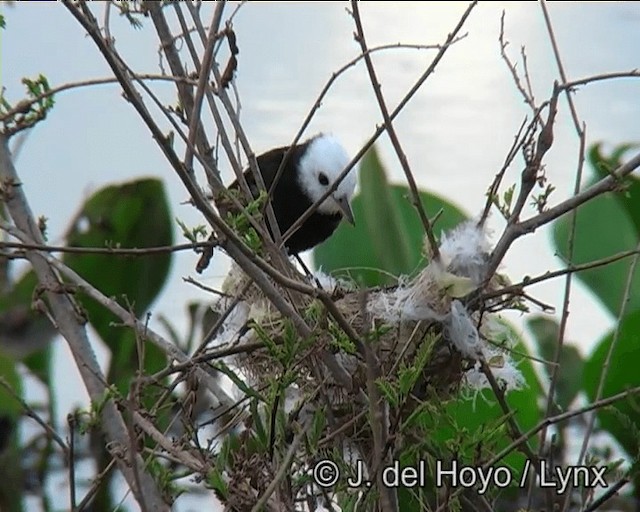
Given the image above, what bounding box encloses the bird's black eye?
[318,172,329,186]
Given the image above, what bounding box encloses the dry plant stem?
[534,5,589,509]
[483,247,640,300]
[68,415,77,510]
[499,11,539,119]
[575,241,640,500]
[265,39,467,219]
[583,476,630,512]
[561,70,640,90]
[171,3,291,278]
[0,136,169,511]
[168,3,287,266]
[182,2,226,171]
[358,291,397,512]
[479,361,538,463]
[0,239,212,257]
[250,422,310,512]
[479,116,529,225]
[76,458,118,511]
[143,2,224,190]
[181,2,292,273]
[192,279,254,356]
[485,144,640,284]
[7,222,235,406]
[0,75,200,127]
[132,410,206,472]
[351,1,440,262]
[282,0,478,247]
[489,385,640,469]
[519,151,640,230]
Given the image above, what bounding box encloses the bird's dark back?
[227,140,342,253]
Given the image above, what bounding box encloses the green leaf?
[313,146,468,286]
[358,147,415,276]
[63,178,173,395]
[552,143,640,316]
[527,315,584,410]
[589,143,640,234]
[583,309,640,461]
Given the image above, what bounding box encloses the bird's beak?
[336,196,355,225]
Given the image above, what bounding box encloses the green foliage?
[63,178,173,397]
[176,218,207,244]
[0,358,21,423]
[492,183,515,219]
[553,144,640,316]
[313,146,467,286]
[550,142,640,496]
[0,74,55,133]
[583,309,640,472]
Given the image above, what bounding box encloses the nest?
[207,222,525,510]
[208,221,523,413]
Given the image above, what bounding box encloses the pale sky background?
[3,2,640,510]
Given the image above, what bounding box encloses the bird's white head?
[296,134,357,224]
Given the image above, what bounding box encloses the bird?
[196,134,356,272]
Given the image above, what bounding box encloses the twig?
[250,422,310,512]
[181,2,291,270]
[573,241,640,506]
[1,132,169,510]
[483,247,640,300]
[282,0,478,249]
[479,361,538,463]
[583,476,630,512]
[351,0,440,263]
[266,38,467,222]
[183,2,226,171]
[0,239,212,256]
[499,11,539,116]
[0,377,69,457]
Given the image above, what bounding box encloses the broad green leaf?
[64,178,173,318]
[358,147,415,276]
[63,178,173,395]
[527,315,584,410]
[553,144,640,316]
[583,309,640,461]
[313,146,468,286]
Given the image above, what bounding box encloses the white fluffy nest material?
[210,221,524,397]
